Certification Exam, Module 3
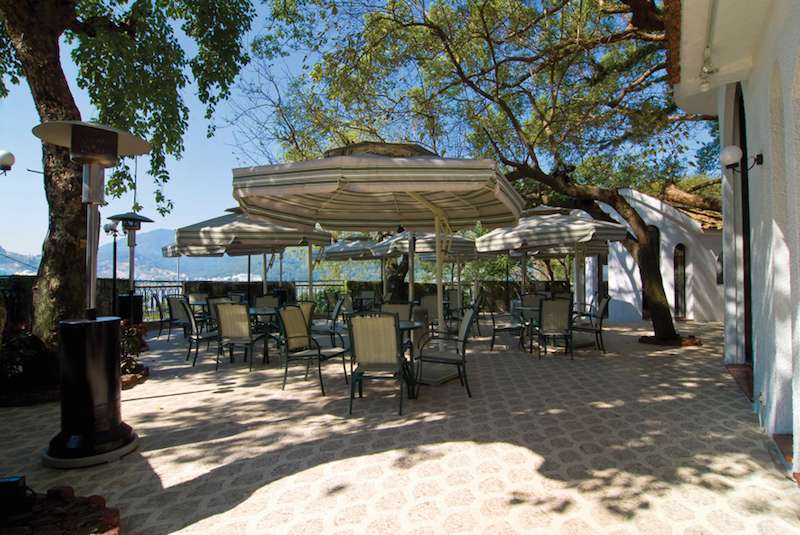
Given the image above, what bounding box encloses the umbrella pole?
[279,251,284,285]
[456,261,462,309]
[575,244,585,311]
[177,257,180,284]
[408,232,415,302]
[521,251,528,293]
[247,255,252,306]
[262,253,267,296]
[381,257,387,297]
[435,217,445,344]
[307,243,314,301]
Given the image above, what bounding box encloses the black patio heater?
[108,211,153,325]
[33,121,150,468]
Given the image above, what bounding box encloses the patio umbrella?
[174,209,332,304]
[316,236,391,295]
[477,207,628,303]
[233,142,524,344]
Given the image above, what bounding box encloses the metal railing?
[135,281,183,321]
[293,280,348,301]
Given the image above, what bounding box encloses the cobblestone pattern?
[0,322,798,534]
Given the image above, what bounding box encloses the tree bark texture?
[386,255,409,302]
[1,2,85,349]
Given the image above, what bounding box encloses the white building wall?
[598,190,723,324]
[713,0,800,463]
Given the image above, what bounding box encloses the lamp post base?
[43,317,138,469]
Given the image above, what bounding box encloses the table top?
[399,320,426,331]
[249,306,277,316]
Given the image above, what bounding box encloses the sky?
[0,32,264,255]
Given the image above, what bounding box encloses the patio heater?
[33,121,149,468]
[108,211,153,323]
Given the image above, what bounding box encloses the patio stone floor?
[1,321,799,534]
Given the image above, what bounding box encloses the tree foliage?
[1,0,255,214]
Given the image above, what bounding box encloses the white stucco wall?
[712,0,800,464]
[596,190,723,324]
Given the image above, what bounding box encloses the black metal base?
[44,317,137,468]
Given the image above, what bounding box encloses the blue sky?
[0,37,259,255]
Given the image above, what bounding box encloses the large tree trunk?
[1,3,85,349]
[514,166,679,340]
[385,254,409,302]
[604,192,679,340]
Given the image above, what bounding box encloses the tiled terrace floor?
[1,322,798,534]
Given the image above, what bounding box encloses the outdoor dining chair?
[206,297,232,332]
[311,296,346,347]
[489,298,526,351]
[380,302,413,321]
[533,298,574,359]
[572,296,610,353]
[179,300,220,368]
[278,305,349,395]
[347,312,406,415]
[416,306,477,398]
[418,295,440,334]
[154,295,179,339]
[166,295,190,341]
[216,303,268,371]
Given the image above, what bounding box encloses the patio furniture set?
[153,291,483,415]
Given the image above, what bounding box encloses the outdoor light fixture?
[0,149,14,174]
[720,144,763,171]
[108,211,154,324]
[104,221,121,315]
[32,121,150,469]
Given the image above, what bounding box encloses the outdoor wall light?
[0,149,15,174]
[720,145,763,171]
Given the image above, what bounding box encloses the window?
[674,244,687,320]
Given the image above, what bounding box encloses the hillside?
[2,228,381,282]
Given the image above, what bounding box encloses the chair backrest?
[216,303,251,339]
[208,297,232,327]
[348,313,402,369]
[156,296,170,320]
[279,305,313,351]
[341,294,354,313]
[596,296,610,327]
[446,288,461,312]
[187,292,208,305]
[540,298,572,332]
[167,296,188,323]
[329,296,344,322]
[456,306,477,355]
[381,302,412,321]
[296,300,316,328]
[179,300,200,335]
[255,295,279,308]
[227,292,245,304]
[419,295,439,320]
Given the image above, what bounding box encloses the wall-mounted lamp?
[0,150,15,174]
[720,145,763,171]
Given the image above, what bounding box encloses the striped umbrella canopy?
[476,209,628,254]
[370,231,477,258]
[317,236,379,261]
[233,142,524,339]
[232,143,523,232]
[175,208,331,250]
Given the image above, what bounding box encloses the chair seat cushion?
[220,333,265,345]
[194,330,218,341]
[418,350,462,365]
[289,347,347,360]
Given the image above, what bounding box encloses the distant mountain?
[0,246,40,276]
[2,228,382,282]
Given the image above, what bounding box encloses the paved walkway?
[1,322,798,534]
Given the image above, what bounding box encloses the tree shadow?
[1,322,796,534]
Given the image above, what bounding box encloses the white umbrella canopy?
[476,208,628,254]
[370,231,477,258]
[317,236,379,261]
[175,208,331,249]
[233,142,524,339]
[232,142,523,232]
